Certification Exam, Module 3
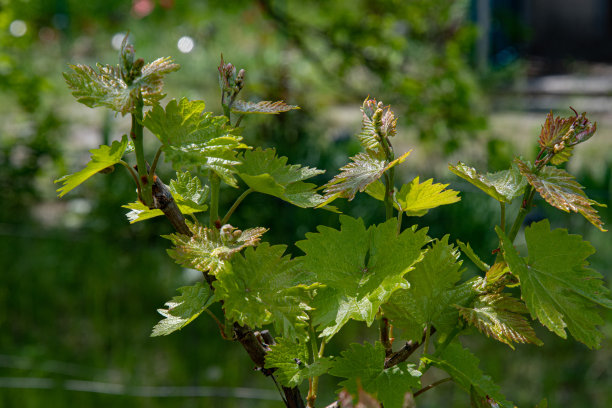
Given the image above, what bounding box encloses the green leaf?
[496,221,612,348]
[231,100,299,115]
[296,216,429,339]
[456,293,542,349]
[366,177,460,216]
[457,240,490,272]
[151,282,216,336]
[264,337,333,387]
[123,171,209,223]
[55,135,129,197]
[63,58,179,115]
[449,162,527,203]
[164,222,267,276]
[329,342,421,408]
[383,236,472,341]
[516,159,606,231]
[237,148,326,208]
[422,342,514,408]
[320,151,411,206]
[143,98,249,187]
[214,243,318,341]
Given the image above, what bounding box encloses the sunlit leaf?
[214,244,318,341]
[449,162,527,203]
[143,98,249,186]
[231,100,299,115]
[296,216,429,339]
[516,159,606,231]
[55,135,129,197]
[497,221,612,348]
[330,342,421,408]
[151,282,216,336]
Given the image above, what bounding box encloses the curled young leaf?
[231,100,299,115]
[449,162,527,203]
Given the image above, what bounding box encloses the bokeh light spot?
[177,36,195,53]
[9,20,27,37]
[112,33,128,50]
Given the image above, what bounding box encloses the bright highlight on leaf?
[329,342,421,408]
[456,293,542,349]
[214,243,318,341]
[231,100,299,115]
[383,236,472,341]
[151,282,216,336]
[143,98,249,187]
[296,216,429,339]
[515,159,606,231]
[367,177,460,216]
[320,151,411,206]
[237,148,326,208]
[264,337,333,387]
[55,135,129,197]
[164,222,267,276]
[449,162,527,203]
[123,171,209,223]
[422,342,514,408]
[497,220,612,349]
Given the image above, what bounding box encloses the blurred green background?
[1,0,610,407]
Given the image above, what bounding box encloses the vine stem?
[306,323,323,408]
[221,188,253,225]
[500,202,506,232]
[209,171,221,227]
[148,146,163,181]
[413,377,452,398]
[131,92,152,207]
[118,160,141,197]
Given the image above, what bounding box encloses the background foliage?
[1,0,610,407]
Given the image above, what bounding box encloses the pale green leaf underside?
[231,100,299,115]
[264,337,333,387]
[319,151,411,206]
[55,135,129,197]
[449,162,527,203]
[329,342,421,408]
[296,216,429,339]
[143,98,248,187]
[214,243,317,341]
[516,159,606,231]
[164,222,267,276]
[237,148,326,208]
[422,342,514,408]
[497,221,611,349]
[457,293,542,349]
[151,281,216,336]
[367,176,460,216]
[383,236,470,341]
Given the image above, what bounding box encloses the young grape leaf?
[237,148,326,208]
[496,221,612,348]
[449,162,527,203]
[383,236,473,341]
[214,243,318,341]
[515,159,606,231]
[366,177,460,216]
[63,57,179,115]
[357,98,397,155]
[123,171,209,223]
[296,216,429,339]
[320,151,411,206]
[55,135,129,197]
[329,342,421,408]
[539,111,596,151]
[264,337,333,387]
[456,293,542,349]
[164,222,267,276]
[421,342,514,408]
[456,240,490,272]
[231,100,299,115]
[151,281,216,336]
[143,98,249,187]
